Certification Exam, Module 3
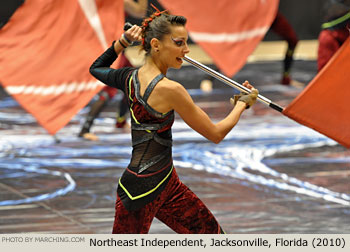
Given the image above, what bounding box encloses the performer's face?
[158,25,190,69]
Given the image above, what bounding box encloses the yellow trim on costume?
[129,106,140,124]
[129,105,151,133]
[118,165,174,200]
[129,105,151,132]
[321,12,350,29]
[287,48,294,57]
[128,76,133,101]
[128,73,151,133]
[117,116,126,123]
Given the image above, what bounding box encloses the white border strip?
[78,0,108,49]
[189,26,269,43]
[5,81,104,96]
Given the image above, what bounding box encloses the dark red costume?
[89,42,224,234]
[317,0,350,71]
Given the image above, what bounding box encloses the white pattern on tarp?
[0,104,349,207]
[78,0,108,49]
[5,81,103,96]
[189,27,269,43]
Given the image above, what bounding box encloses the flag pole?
[183,56,284,113]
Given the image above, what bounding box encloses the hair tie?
[141,4,168,48]
[150,3,167,16]
[150,3,161,13]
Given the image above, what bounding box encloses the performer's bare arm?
[150,79,253,144]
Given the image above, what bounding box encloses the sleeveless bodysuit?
[90,42,223,233]
[117,69,175,211]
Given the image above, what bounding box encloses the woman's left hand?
[124,25,143,43]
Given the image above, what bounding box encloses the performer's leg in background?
[270,12,299,85]
[115,52,134,128]
[78,87,116,138]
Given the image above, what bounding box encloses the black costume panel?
[90,42,175,211]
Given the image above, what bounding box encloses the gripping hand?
[230,88,259,109]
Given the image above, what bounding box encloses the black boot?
[78,99,107,137]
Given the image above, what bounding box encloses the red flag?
[0,0,124,135]
[158,0,279,77]
[283,38,350,148]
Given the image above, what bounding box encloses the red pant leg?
[271,12,299,48]
[155,175,223,234]
[112,168,223,234]
[112,195,156,234]
[318,29,349,71]
[100,86,118,100]
[112,169,179,234]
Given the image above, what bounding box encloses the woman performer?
[89,7,258,234]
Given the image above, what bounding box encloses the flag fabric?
[283,38,350,148]
[158,0,279,77]
[0,0,124,135]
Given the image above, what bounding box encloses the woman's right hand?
[237,89,259,109]
[230,81,259,109]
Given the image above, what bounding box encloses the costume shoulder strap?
[142,73,165,102]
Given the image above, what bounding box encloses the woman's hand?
[230,80,259,109]
[123,25,143,44]
[114,25,142,53]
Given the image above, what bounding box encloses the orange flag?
[0,0,124,135]
[283,38,350,148]
[158,0,279,77]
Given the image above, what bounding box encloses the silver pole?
[183,56,284,112]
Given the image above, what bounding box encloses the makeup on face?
[171,37,187,47]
